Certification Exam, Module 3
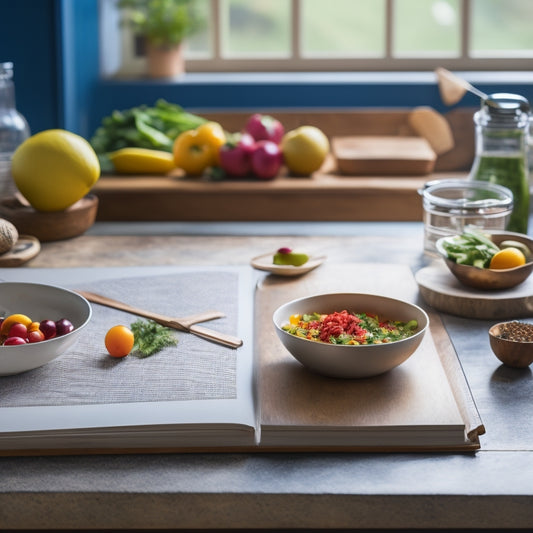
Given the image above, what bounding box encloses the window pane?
[471,0,533,55]
[222,0,291,58]
[184,0,211,58]
[394,0,460,57]
[301,0,385,57]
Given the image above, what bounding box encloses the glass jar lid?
[421,179,513,212]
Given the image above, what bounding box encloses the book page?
[0,266,257,450]
[256,263,478,450]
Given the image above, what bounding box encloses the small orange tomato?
[28,321,41,332]
[105,325,134,358]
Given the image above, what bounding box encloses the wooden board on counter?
[92,167,443,222]
[416,261,533,320]
[332,136,436,175]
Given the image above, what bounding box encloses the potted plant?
[117,0,205,78]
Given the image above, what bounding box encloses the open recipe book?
[0,264,484,454]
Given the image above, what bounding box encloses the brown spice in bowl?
[489,321,533,368]
[495,321,533,342]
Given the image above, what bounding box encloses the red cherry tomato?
[4,337,27,346]
[28,330,46,343]
[8,322,28,339]
[105,325,135,358]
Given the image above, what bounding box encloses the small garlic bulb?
[0,218,18,254]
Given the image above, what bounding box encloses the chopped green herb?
[130,319,178,358]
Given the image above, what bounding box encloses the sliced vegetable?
[440,228,501,268]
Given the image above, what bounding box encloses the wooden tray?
[332,136,436,176]
[415,261,533,320]
[0,195,98,242]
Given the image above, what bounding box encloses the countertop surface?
[1,220,533,531]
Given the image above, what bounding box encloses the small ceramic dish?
[272,292,428,378]
[489,321,533,368]
[251,252,326,277]
[436,231,533,290]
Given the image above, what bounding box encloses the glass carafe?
[0,61,30,196]
[469,93,530,234]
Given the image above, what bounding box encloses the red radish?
[251,140,283,179]
[245,114,284,144]
[219,132,256,177]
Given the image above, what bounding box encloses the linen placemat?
[0,271,240,407]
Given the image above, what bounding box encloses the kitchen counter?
[0,220,532,531]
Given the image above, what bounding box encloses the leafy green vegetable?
[130,319,178,358]
[440,227,500,268]
[90,99,207,172]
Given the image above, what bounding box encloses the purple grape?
[55,318,74,337]
[39,319,57,340]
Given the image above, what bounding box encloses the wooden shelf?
[91,108,474,222]
[93,169,467,222]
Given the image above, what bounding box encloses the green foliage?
[130,319,178,358]
[118,0,205,47]
[89,99,206,172]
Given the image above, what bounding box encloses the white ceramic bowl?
[273,293,429,378]
[0,282,92,376]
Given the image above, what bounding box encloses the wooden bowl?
[0,194,98,242]
[489,321,533,368]
[436,231,533,290]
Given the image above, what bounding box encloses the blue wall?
[2,0,533,142]
[0,0,61,135]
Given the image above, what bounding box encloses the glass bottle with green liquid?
[469,93,530,234]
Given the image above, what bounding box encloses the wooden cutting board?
[415,261,533,320]
[332,136,436,176]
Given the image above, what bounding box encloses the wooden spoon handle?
[77,290,180,327]
[77,291,243,349]
[188,324,243,349]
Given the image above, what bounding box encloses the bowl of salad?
[272,293,429,378]
[0,282,92,375]
[436,229,533,290]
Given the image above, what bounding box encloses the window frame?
[104,0,533,78]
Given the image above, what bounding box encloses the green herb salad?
[282,310,418,345]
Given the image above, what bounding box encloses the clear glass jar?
[469,92,530,235]
[421,179,513,254]
[0,61,30,196]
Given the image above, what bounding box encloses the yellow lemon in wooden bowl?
[11,129,100,212]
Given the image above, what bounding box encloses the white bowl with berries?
[0,282,91,375]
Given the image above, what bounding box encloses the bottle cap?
[484,92,530,114]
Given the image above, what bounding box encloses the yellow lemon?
[109,147,175,174]
[281,125,330,176]
[489,247,526,270]
[11,129,100,212]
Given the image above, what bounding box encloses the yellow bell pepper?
[172,122,226,176]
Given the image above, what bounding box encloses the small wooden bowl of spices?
[489,321,533,368]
